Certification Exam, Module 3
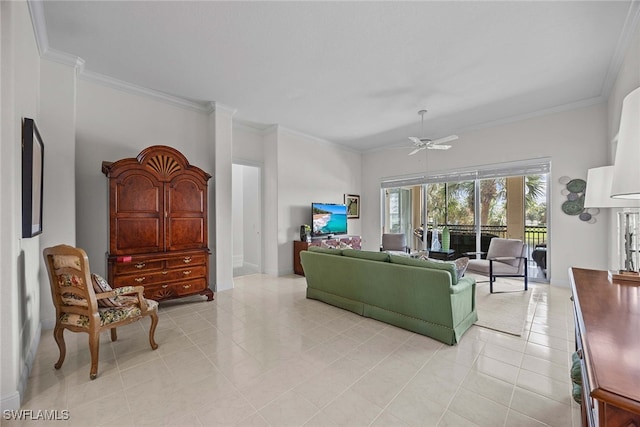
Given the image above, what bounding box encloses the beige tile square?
[258,390,318,426]
[448,388,509,427]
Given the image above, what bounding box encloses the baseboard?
[0,391,21,412]
[233,255,243,268]
[1,322,42,411]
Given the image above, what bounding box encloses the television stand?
[293,236,361,276]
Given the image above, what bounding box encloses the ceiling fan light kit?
[408,109,458,155]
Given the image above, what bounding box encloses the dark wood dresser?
[102,145,214,302]
[569,268,640,427]
[293,236,361,276]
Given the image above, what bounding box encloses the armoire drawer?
[166,254,206,268]
[114,259,164,275]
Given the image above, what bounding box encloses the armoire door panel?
[114,218,162,253]
[167,218,205,250]
[115,174,162,213]
[167,178,205,213]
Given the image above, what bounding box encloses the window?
[381,159,550,282]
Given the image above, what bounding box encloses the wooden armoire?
[102,145,214,302]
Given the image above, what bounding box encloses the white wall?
[362,103,609,287]
[232,164,244,267]
[242,165,261,270]
[277,128,362,275]
[75,79,212,279]
[0,0,42,411]
[231,163,262,271]
[38,59,77,328]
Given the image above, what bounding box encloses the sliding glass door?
[381,161,550,282]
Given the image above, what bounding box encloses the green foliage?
[426,174,547,227]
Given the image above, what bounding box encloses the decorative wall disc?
[560,176,596,223]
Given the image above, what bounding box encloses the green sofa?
[300,247,477,345]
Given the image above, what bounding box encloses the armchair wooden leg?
[110,328,117,342]
[53,325,66,370]
[148,312,159,350]
[88,332,100,380]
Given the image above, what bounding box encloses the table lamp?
[585,166,640,278]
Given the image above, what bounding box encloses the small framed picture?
[344,194,360,219]
[22,118,44,238]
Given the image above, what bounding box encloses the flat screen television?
[312,202,348,237]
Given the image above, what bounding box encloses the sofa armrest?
[450,277,475,294]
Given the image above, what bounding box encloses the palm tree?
[427,174,546,227]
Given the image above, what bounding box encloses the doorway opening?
[232,163,262,277]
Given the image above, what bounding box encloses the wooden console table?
[293,236,361,276]
[569,267,640,427]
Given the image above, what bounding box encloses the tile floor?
[10,274,580,426]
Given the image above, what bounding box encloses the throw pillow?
[91,273,123,308]
[320,240,337,249]
[454,257,470,279]
[417,256,469,282]
[338,241,353,250]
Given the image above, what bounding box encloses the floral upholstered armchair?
[43,244,159,379]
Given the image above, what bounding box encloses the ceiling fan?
[408,110,458,155]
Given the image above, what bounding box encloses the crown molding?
[79,71,213,113]
[233,119,272,134]
[600,0,640,97]
[208,102,238,117]
[275,125,361,154]
[26,0,221,114]
[27,0,48,57]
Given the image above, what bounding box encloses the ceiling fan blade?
[408,147,424,156]
[430,135,458,145]
[427,144,452,150]
[408,136,422,145]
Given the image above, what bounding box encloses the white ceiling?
[39,1,639,152]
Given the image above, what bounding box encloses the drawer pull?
[183,284,192,289]
[161,271,168,275]
[135,262,146,269]
[183,256,192,263]
[134,277,145,283]
[183,270,192,276]
[162,284,169,288]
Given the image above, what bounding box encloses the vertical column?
[210,103,236,291]
[506,176,525,241]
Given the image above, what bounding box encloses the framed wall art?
[344,194,360,219]
[22,117,44,238]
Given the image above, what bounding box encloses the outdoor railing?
[425,223,547,256]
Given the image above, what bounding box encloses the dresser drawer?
[166,254,206,268]
[166,266,206,282]
[172,278,207,296]
[112,270,168,287]
[114,259,163,274]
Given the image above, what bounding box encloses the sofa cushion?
[342,249,390,262]
[389,254,458,285]
[308,246,343,256]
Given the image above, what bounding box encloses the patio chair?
[43,244,159,379]
[380,233,410,254]
[466,238,528,293]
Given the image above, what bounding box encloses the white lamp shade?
[611,86,640,199]
[584,166,640,208]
